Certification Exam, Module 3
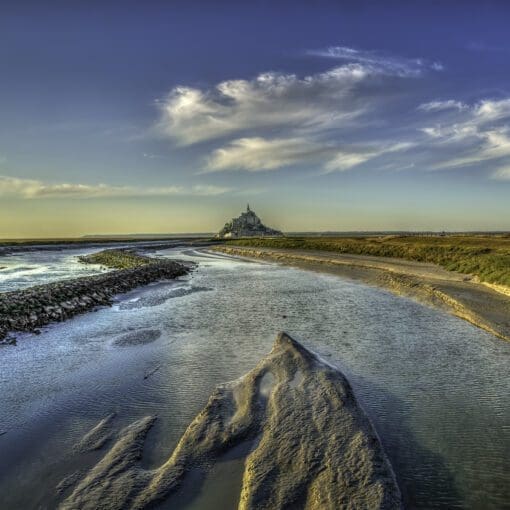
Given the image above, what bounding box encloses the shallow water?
[0,248,108,291]
[0,247,509,509]
[0,240,192,292]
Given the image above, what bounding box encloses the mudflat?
[213,246,510,342]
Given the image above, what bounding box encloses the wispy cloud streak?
[418,100,468,112]
[206,137,335,172]
[154,44,510,181]
[419,98,510,173]
[0,175,232,199]
[306,46,443,75]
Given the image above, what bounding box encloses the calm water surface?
[0,247,509,509]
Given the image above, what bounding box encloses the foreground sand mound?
[61,332,401,509]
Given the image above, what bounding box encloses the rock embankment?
[0,251,190,343]
[60,333,402,510]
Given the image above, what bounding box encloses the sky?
[1,0,510,237]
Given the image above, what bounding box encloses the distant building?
[215,204,283,239]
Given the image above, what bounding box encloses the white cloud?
[437,128,510,169]
[324,152,374,172]
[419,98,510,128]
[157,60,418,146]
[153,46,510,181]
[205,136,412,174]
[0,175,231,199]
[419,123,478,142]
[473,98,510,122]
[206,137,334,172]
[307,46,443,76]
[418,100,467,112]
[483,129,510,157]
[419,98,510,171]
[324,142,412,173]
[151,45,450,177]
[420,126,442,138]
[197,90,510,177]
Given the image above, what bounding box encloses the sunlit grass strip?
[224,236,510,287]
[79,249,153,269]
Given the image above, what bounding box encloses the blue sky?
[1,1,510,236]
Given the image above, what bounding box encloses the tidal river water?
[0,247,509,509]
[0,247,109,291]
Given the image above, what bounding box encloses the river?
[0,247,509,509]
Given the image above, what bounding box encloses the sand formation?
[60,332,401,509]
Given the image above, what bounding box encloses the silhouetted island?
[216,204,283,239]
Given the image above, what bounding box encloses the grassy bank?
[224,235,510,287]
[79,249,153,269]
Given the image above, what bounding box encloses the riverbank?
[0,250,191,344]
[212,245,510,342]
[221,235,510,287]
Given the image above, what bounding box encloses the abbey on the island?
[216,205,283,239]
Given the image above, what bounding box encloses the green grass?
[224,235,510,287]
[79,249,153,269]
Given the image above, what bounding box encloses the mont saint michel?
[216,205,283,238]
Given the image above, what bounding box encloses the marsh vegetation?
[225,235,510,286]
[79,249,153,269]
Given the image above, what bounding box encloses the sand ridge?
[59,333,401,510]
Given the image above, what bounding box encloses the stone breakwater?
[0,258,190,343]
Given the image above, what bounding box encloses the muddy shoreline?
[212,245,510,342]
[0,258,191,344]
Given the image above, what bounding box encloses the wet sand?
[59,333,401,510]
[212,246,510,342]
